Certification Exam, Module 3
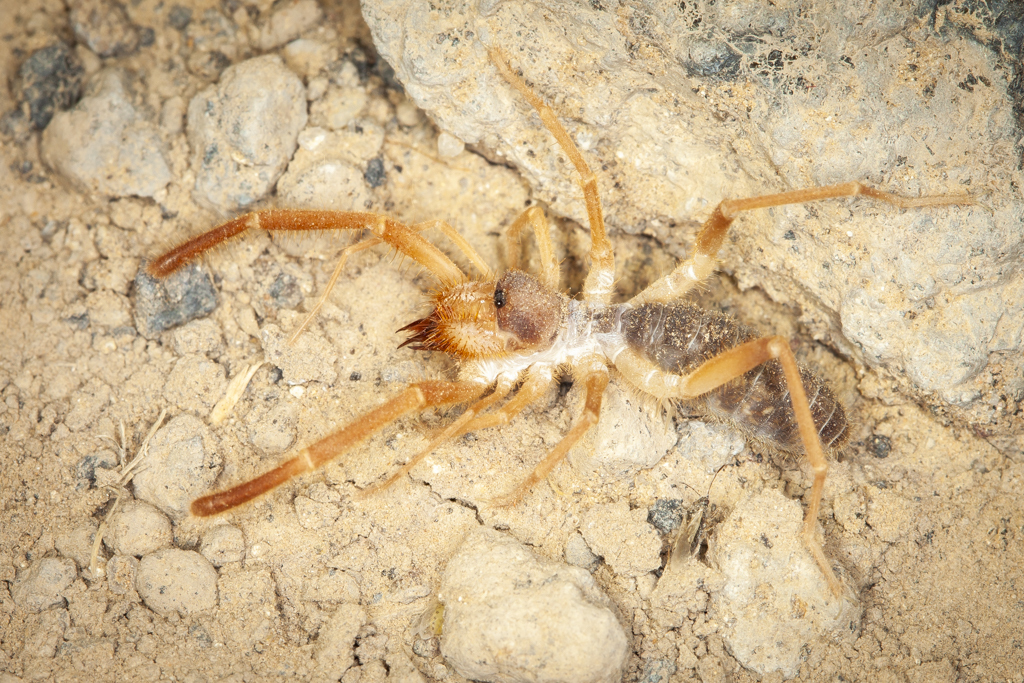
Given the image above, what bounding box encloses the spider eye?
[494,287,506,309]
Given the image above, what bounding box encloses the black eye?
[494,288,506,309]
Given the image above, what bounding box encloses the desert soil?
[0,0,1021,682]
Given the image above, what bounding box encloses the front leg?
[632,182,971,305]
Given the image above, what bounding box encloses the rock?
[12,557,77,613]
[438,527,629,683]
[199,524,245,567]
[15,42,83,130]
[41,68,171,199]
[568,380,678,480]
[133,261,218,339]
[137,549,218,616]
[108,500,173,557]
[580,501,662,578]
[277,125,379,211]
[187,55,307,213]
[132,414,221,520]
[310,85,368,130]
[709,489,860,678]
[563,532,599,572]
[69,0,140,57]
[258,0,323,51]
[361,0,1023,406]
[246,400,297,455]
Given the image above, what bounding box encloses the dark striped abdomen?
[620,302,849,454]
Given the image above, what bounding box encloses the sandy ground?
[0,0,1022,681]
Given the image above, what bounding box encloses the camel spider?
[148,47,969,596]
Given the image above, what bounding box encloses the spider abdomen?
[619,302,849,454]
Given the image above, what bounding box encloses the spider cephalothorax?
[400,270,568,358]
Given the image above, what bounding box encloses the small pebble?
[16,42,83,130]
[439,527,628,683]
[132,262,217,339]
[277,141,373,211]
[167,5,192,31]
[394,98,422,127]
[570,381,678,479]
[200,525,245,567]
[580,501,662,577]
[436,131,464,158]
[563,532,599,571]
[12,557,77,613]
[363,157,386,188]
[137,549,218,616]
[69,0,140,57]
[310,86,368,129]
[710,489,861,678]
[188,55,307,213]
[647,498,685,535]
[282,38,336,79]
[41,68,171,198]
[132,414,221,520]
[258,0,323,50]
[109,500,173,557]
[640,658,677,683]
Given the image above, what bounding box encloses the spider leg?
[493,360,609,507]
[505,206,559,289]
[633,181,972,304]
[411,218,494,279]
[613,339,844,596]
[289,234,383,344]
[359,373,517,497]
[459,364,554,434]
[488,48,614,303]
[147,209,465,285]
[190,379,487,516]
[290,217,494,344]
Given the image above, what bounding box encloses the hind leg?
[613,339,843,596]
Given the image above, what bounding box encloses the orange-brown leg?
[412,219,493,279]
[190,379,487,516]
[459,364,555,434]
[493,361,609,506]
[147,209,466,286]
[614,338,843,595]
[289,234,383,344]
[488,48,614,303]
[289,216,493,344]
[633,182,973,305]
[358,373,517,497]
[504,206,559,289]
